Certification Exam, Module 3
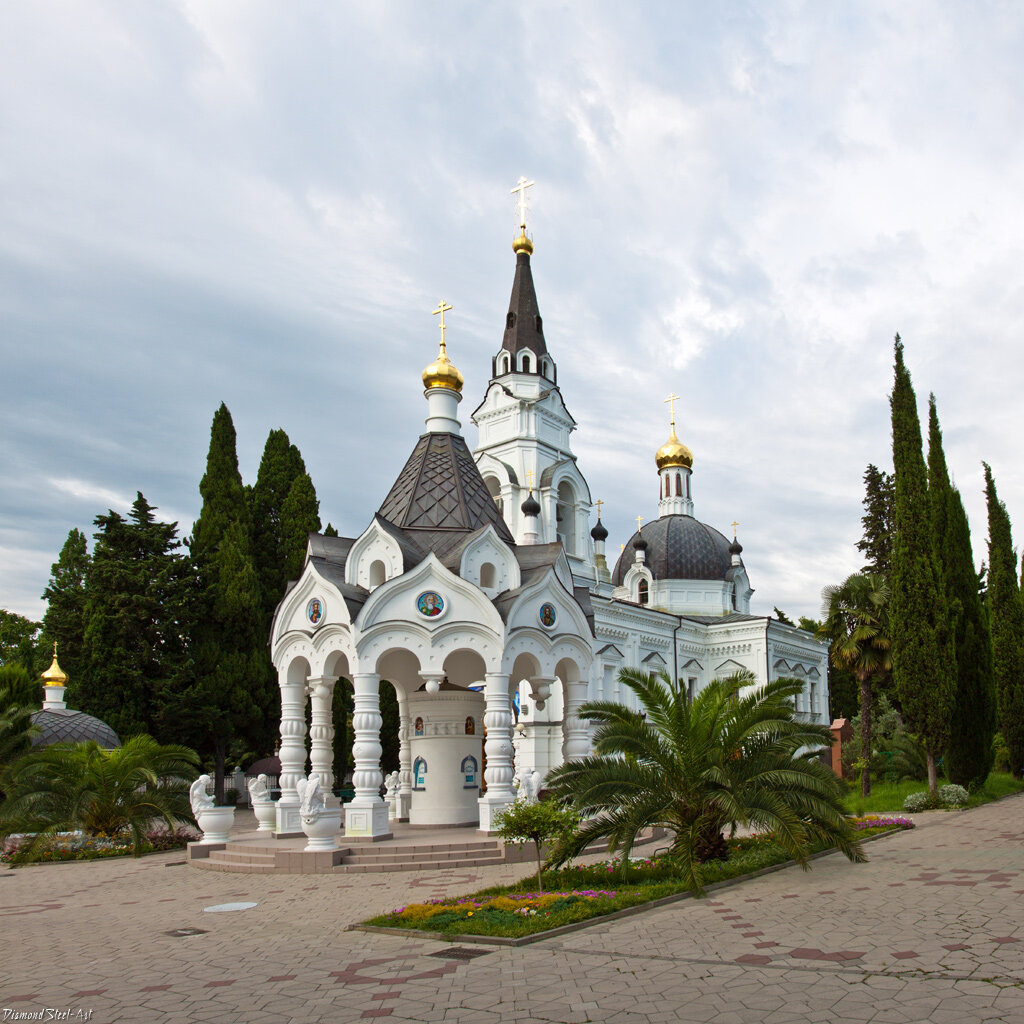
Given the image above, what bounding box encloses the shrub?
[993,733,1011,774]
[903,790,944,812]
[938,784,969,807]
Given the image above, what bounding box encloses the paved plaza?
[2,797,1023,1024]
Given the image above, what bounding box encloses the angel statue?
[296,773,326,819]
[189,774,215,816]
[247,773,271,805]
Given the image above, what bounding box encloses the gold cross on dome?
[511,176,535,230]
[636,515,644,533]
[595,498,604,519]
[432,300,453,352]
[664,392,681,428]
[526,470,534,490]
[731,520,739,539]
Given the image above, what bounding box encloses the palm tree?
[0,686,38,775]
[818,573,892,798]
[546,668,864,893]
[0,735,199,862]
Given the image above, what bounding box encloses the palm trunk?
[926,751,939,795]
[214,742,226,804]
[859,671,872,798]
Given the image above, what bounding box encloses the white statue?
[247,773,271,804]
[296,773,326,819]
[519,769,541,805]
[190,774,215,815]
[383,770,400,817]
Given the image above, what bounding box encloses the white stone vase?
[252,800,277,833]
[196,806,235,844]
[301,809,342,852]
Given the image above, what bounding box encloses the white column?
[345,671,391,838]
[479,672,515,831]
[308,676,338,809]
[397,700,413,821]
[276,669,309,835]
[562,679,591,763]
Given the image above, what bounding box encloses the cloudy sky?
[3,1,1023,623]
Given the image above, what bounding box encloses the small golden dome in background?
[513,231,534,255]
[655,426,694,470]
[41,643,68,687]
[422,341,465,393]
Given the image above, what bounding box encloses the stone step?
[334,854,509,873]
[191,857,278,874]
[207,850,277,867]
[341,846,503,865]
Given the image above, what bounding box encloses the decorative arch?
[344,519,404,590]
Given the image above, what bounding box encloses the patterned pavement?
[1,797,1022,1023]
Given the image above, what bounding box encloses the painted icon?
[414,716,424,736]
[417,591,444,617]
[539,602,556,628]
[413,757,427,789]
[306,597,324,625]
[462,755,478,788]
[465,716,475,735]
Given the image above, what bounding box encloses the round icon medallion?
[417,591,445,618]
[306,597,325,626]
[539,602,557,629]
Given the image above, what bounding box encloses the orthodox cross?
[511,176,535,230]
[664,391,681,428]
[595,498,604,519]
[433,300,453,353]
[731,520,739,539]
[635,515,644,532]
[526,470,534,491]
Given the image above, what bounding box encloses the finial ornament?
[731,520,739,539]
[511,176,535,254]
[656,390,693,471]
[433,299,453,353]
[664,392,681,428]
[526,469,535,490]
[595,498,604,519]
[636,515,644,533]
[422,300,464,393]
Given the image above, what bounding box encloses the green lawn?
[841,771,1024,816]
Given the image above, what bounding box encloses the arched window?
[506,312,515,329]
[521,353,532,373]
[480,562,496,589]
[369,559,386,588]
[675,473,682,496]
[638,579,649,606]
[461,755,479,788]
[501,352,510,374]
[484,476,503,514]
[557,481,576,554]
[413,757,427,790]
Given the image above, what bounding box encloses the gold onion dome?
[513,231,534,255]
[41,644,68,687]
[422,340,464,393]
[655,426,694,470]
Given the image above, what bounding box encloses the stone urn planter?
[196,806,235,844]
[301,809,342,852]
[252,800,277,833]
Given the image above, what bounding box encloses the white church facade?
[269,200,829,839]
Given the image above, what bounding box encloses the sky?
[2,1,1023,624]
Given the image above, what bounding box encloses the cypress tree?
[189,404,272,798]
[857,464,895,578]
[249,429,308,617]
[280,471,321,584]
[928,398,995,787]
[983,463,1024,777]
[889,336,954,793]
[40,528,90,684]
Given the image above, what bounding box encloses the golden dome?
[513,231,534,255]
[41,643,68,687]
[422,340,464,393]
[655,426,693,470]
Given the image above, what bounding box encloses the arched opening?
[638,579,649,606]
[557,480,576,555]
[480,562,496,590]
[675,472,682,497]
[369,559,386,589]
[501,352,511,374]
[521,352,532,373]
[442,648,488,690]
[484,475,503,514]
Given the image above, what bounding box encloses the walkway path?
[2,797,1022,1023]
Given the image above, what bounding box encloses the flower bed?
[851,815,915,832]
[1,825,199,865]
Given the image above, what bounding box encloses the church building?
[269,184,829,838]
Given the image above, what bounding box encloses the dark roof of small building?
[377,433,515,546]
[612,515,740,585]
[30,708,120,749]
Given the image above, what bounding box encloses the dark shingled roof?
[612,515,738,585]
[499,251,548,361]
[31,708,120,749]
[377,433,514,546]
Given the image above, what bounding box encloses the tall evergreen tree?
[889,336,954,793]
[928,398,995,787]
[80,495,193,740]
[40,528,90,687]
[983,463,1024,777]
[857,464,895,578]
[0,611,42,673]
[280,471,321,584]
[187,404,272,798]
[249,429,307,617]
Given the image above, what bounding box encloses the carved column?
[478,672,515,830]
[397,699,413,821]
[345,671,391,838]
[562,679,591,763]
[308,676,338,808]
[275,668,309,835]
